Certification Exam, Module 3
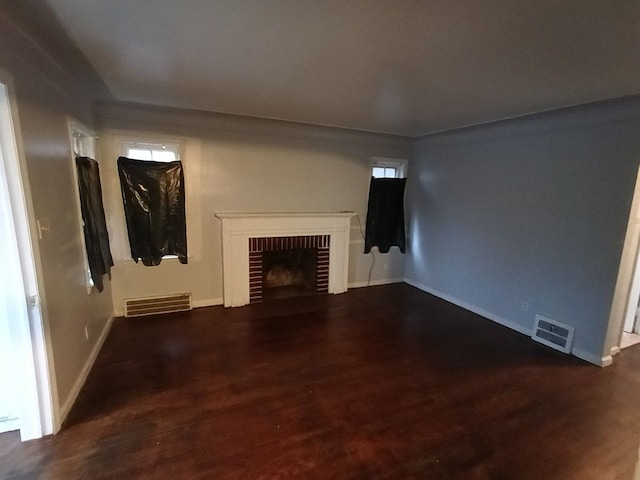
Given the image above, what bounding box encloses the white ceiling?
[45,0,640,137]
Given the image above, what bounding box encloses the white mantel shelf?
[216,212,356,307]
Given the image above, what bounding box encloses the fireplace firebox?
[249,235,329,303]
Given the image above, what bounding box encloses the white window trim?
[67,117,98,294]
[371,156,408,178]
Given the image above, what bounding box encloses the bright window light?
[125,144,179,163]
[127,148,152,160]
[152,150,176,162]
[371,158,407,179]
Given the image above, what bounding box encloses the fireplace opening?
[262,248,317,301]
[249,235,330,303]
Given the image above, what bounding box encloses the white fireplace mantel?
[216,212,356,307]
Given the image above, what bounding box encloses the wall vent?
[124,293,192,318]
[532,314,574,353]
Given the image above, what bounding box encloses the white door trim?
[0,72,57,439]
[605,165,640,358]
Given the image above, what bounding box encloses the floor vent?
[532,314,574,353]
[124,293,192,317]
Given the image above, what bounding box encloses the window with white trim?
[68,119,98,292]
[71,127,96,159]
[122,141,180,163]
[119,138,185,262]
[371,157,407,178]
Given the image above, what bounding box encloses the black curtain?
[117,157,187,266]
[364,177,406,254]
[75,156,114,292]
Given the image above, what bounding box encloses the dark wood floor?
[3,283,640,479]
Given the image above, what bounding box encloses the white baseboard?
[610,346,621,357]
[58,316,114,426]
[193,297,223,309]
[404,277,609,367]
[572,347,613,367]
[0,417,19,434]
[403,277,533,337]
[601,355,614,367]
[348,277,404,289]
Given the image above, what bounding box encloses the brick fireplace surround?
[216,212,356,307]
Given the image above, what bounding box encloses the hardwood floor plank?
[2,284,640,479]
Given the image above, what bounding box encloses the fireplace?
[216,212,355,307]
[249,235,330,303]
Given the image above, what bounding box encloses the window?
[69,119,114,293]
[371,157,407,179]
[372,166,398,178]
[123,142,180,162]
[118,139,187,265]
[68,119,105,292]
[72,130,96,158]
[365,157,408,254]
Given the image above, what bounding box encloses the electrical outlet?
[521,301,529,311]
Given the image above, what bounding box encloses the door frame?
[605,164,640,358]
[0,72,57,440]
[622,245,640,335]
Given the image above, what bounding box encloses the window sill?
[117,256,192,264]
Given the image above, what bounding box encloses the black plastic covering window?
[75,156,114,291]
[364,177,406,254]
[117,157,187,266]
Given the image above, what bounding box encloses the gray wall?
[405,97,640,362]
